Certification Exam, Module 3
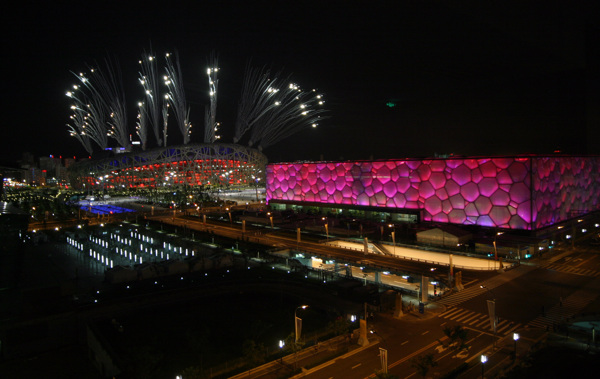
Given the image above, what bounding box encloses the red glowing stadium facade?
[69,143,267,190]
[266,156,600,230]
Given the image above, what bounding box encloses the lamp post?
[481,285,497,348]
[295,305,308,343]
[481,354,487,378]
[419,267,437,305]
[267,212,273,228]
[513,332,519,359]
[322,217,329,241]
[388,224,396,255]
[370,329,387,373]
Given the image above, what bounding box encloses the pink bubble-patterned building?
[266,156,600,230]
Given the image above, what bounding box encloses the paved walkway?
[328,240,508,270]
[436,264,536,306]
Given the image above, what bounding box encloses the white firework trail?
[234,65,280,143]
[164,52,192,144]
[138,51,163,146]
[161,99,170,147]
[136,102,149,150]
[204,53,219,143]
[93,58,130,149]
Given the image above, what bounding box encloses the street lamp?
[370,329,388,373]
[419,267,437,305]
[513,332,519,359]
[295,305,309,343]
[481,354,487,378]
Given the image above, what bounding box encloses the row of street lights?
[480,333,519,378]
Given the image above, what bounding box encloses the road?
[283,237,599,378]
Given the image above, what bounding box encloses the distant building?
[25,167,46,186]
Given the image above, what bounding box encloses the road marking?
[388,337,449,370]
[352,363,362,369]
[453,350,469,359]
[401,340,409,345]
[440,322,447,326]
[463,314,483,324]
[421,331,429,335]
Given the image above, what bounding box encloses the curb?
[289,339,381,378]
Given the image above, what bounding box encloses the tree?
[242,339,268,366]
[125,345,164,379]
[410,353,438,378]
[180,366,203,379]
[186,326,211,373]
[284,332,304,353]
[284,332,305,370]
[328,316,351,336]
[442,325,469,352]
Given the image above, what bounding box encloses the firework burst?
[66,57,130,152]
[138,51,163,146]
[66,98,94,155]
[92,58,130,149]
[204,52,220,143]
[66,72,109,151]
[67,50,328,156]
[235,65,327,150]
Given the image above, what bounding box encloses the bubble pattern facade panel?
[532,157,600,229]
[266,156,600,230]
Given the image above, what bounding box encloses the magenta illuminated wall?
[266,156,600,230]
[532,157,600,229]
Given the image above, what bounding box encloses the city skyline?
[2,1,598,165]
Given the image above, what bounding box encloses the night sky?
[2,1,598,165]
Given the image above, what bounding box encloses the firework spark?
[164,52,192,144]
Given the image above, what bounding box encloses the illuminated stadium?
[68,143,267,190]
[266,155,600,231]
